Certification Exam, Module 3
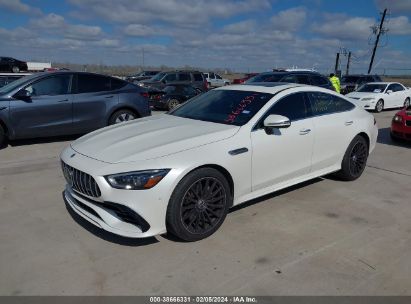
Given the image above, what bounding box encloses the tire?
[108,109,137,125]
[404,97,410,108]
[375,99,384,113]
[0,125,7,148]
[12,66,20,73]
[167,99,180,111]
[335,135,369,181]
[166,168,232,241]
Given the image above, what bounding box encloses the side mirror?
[14,89,32,100]
[386,90,393,94]
[263,114,291,129]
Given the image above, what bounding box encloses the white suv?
[204,72,230,88]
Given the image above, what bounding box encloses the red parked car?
[232,73,258,84]
[391,105,411,141]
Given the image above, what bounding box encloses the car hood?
[71,114,240,163]
[346,92,380,99]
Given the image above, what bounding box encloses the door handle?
[345,121,354,126]
[57,99,68,103]
[299,129,311,135]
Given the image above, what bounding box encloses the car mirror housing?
[14,89,31,100]
[386,90,393,94]
[263,114,291,129]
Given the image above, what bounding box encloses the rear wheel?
[375,99,384,113]
[166,168,231,241]
[404,97,410,108]
[108,109,137,125]
[0,125,7,148]
[335,135,369,181]
[12,66,20,73]
[167,99,180,111]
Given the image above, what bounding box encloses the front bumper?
[391,122,411,140]
[60,146,176,238]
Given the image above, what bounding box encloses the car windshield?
[149,72,166,81]
[246,73,283,83]
[357,84,387,93]
[169,90,273,126]
[341,76,360,83]
[0,74,38,95]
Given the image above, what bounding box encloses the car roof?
[216,83,306,94]
[362,82,396,85]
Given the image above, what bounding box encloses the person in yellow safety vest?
[329,73,341,93]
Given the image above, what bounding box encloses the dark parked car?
[0,57,28,73]
[232,73,258,84]
[0,73,30,88]
[149,84,200,110]
[246,70,335,91]
[126,71,160,82]
[0,72,151,147]
[140,70,208,92]
[340,74,383,94]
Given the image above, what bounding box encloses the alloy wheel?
[115,113,135,123]
[348,141,367,177]
[405,98,410,108]
[168,99,179,110]
[180,177,227,234]
[376,100,383,112]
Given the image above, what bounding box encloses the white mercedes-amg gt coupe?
[61,83,378,241]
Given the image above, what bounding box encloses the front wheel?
[12,66,20,73]
[108,109,137,125]
[166,168,231,241]
[335,135,369,181]
[375,99,384,113]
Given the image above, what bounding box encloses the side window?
[25,75,71,96]
[209,72,215,78]
[308,92,354,115]
[310,75,328,86]
[295,75,310,85]
[178,73,191,81]
[111,78,127,90]
[165,73,177,82]
[264,93,309,122]
[193,73,203,81]
[216,74,222,80]
[77,74,111,93]
[387,84,395,92]
[392,84,404,92]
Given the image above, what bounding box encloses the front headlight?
[393,115,403,123]
[362,97,375,101]
[105,169,170,190]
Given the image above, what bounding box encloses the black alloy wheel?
[166,167,231,241]
[348,141,368,177]
[180,177,227,234]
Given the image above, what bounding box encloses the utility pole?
[334,52,340,75]
[346,51,351,75]
[368,8,387,74]
[142,47,145,68]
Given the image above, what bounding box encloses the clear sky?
[0,0,410,73]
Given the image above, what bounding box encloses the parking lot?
[0,109,410,296]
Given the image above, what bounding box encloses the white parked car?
[204,72,230,87]
[346,82,411,112]
[61,83,378,241]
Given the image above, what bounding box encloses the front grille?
[406,120,411,127]
[61,162,101,198]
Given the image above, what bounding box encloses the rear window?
[193,73,204,81]
[308,92,355,115]
[247,73,283,83]
[111,78,127,90]
[310,75,329,86]
[77,74,111,93]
